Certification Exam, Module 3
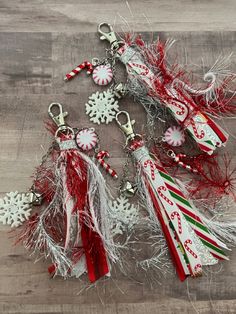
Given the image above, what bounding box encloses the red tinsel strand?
[192,154,236,200]
[64,151,88,213]
[151,138,236,200]
[15,213,40,247]
[172,153,236,200]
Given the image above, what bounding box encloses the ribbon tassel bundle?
[17,111,119,282]
[116,111,236,281]
[135,143,228,280]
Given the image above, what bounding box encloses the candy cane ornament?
[171,153,199,174]
[96,151,118,179]
[64,61,93,81]
[170,211,182,234]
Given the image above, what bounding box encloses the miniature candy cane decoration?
[172,153,199,174]
[131,63,150,76]
[184,239,198,258]
[143,159,156,180]
[170,211,182,234]
[96,151,118,179]
[157,186,174,205]
[172,73,216,96]
[64,61,93,81]
[190,119,205,139]
[169,100,186,116]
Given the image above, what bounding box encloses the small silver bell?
[28,191,43,206]
[112,83,127,99]
[120,181,136,198]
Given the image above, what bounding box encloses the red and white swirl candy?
[92,65,113,86]
[75,128,98,151]
[164,126,185,147]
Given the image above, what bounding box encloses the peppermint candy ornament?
[164,126,185,147]
[92,64,113,86]
[75,128,98,151]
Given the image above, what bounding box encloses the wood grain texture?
[0,0,236,32]
[0,1,236,313]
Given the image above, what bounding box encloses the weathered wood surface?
[0,0,235,32]
[0,1,236,313]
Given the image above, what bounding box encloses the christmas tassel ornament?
[115,111,235,281]
[98,23,235,155]
[17,103,119,282]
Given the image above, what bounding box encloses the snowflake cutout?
[85,90,119,124]
[109,195,139,236]
[0,191,32,227]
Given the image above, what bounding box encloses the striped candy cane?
[170,211,182,234]
[96,151,118,179]
[172,153,199,174]
[64,61,93,81]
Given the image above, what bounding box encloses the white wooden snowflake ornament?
[85,90,119,124]
[92,65,113,86]
[0,191,32,228]
[109,195,139,236]
[164,126,185,147]
[76,128,98,151]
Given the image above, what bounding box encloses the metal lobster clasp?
[48,103,68,130]
[98,22,120,50]
[116,111,136,143]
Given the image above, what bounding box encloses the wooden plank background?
[0,1,235,313]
